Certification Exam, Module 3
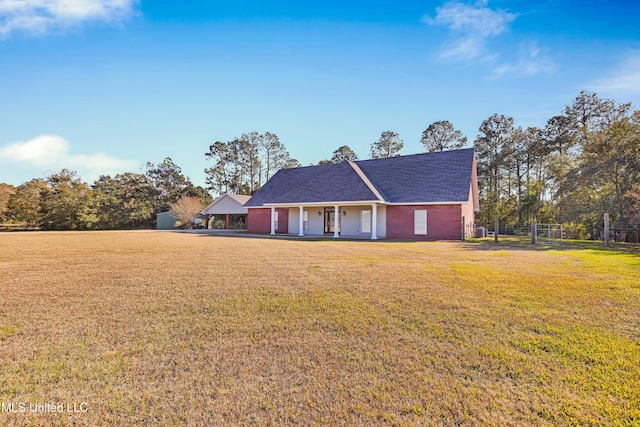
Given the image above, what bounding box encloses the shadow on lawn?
[175,229,382,243]
[462,236,640,255]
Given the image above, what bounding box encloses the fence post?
[560,224,563,243]
[604,213,610,247]
[494,216,499,243]
[531,220,537,244]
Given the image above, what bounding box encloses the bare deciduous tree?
[169,196,204,229]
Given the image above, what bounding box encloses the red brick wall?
[247,208,270,233]
[277,208,288,234]
[386,205,462,240]
[247,208,289,234]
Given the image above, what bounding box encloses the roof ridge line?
[347,160,385,202]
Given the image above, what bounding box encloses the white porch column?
[298,206,304,237]
[333,205,340,238]
[270,207,276,235]
[371,203,378,240]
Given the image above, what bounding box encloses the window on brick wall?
[414,209,427,235]
[303,210,309,231]
[274,211,279,231]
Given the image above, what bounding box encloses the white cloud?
[589,51,640,95]
[0,134,140,182]
[492,41,554,78]
[0,134,69,164]
[425,1,517,62]
[437,34,492,63]
[0,0,137,38]
[427,0,515,37]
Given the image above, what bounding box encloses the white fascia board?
[384,201,466,206]
[347,161,385,201]
[263,200,384,207]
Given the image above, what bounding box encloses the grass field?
[0,231,638,426]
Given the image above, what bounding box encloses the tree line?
[473,91,640,238]
[204,131,301,195]
[0,158,210,230]
[1,90,639,236]
[201,124,462,185]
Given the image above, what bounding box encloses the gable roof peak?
[347,160,384,202]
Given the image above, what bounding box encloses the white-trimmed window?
[274,211,279,231]
[303,210,309,231]
[361,210,371,233]
[414,209,427,235]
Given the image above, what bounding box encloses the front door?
[324,208,335,234]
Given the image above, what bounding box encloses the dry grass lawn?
[0,231,638,426]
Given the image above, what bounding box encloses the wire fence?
[604,228,640,243]
[477,223,639,244]
[480,225,532,237]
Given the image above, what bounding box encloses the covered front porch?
[265,203,386,240]
[205,213,247,230]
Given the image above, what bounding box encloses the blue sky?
[1,0,639,187]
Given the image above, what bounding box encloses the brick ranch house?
[243,148,479,240]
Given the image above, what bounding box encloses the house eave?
[201,193,251,215]
[255,200,384,208]
[249,200,470,208]
[384,201,467,206]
